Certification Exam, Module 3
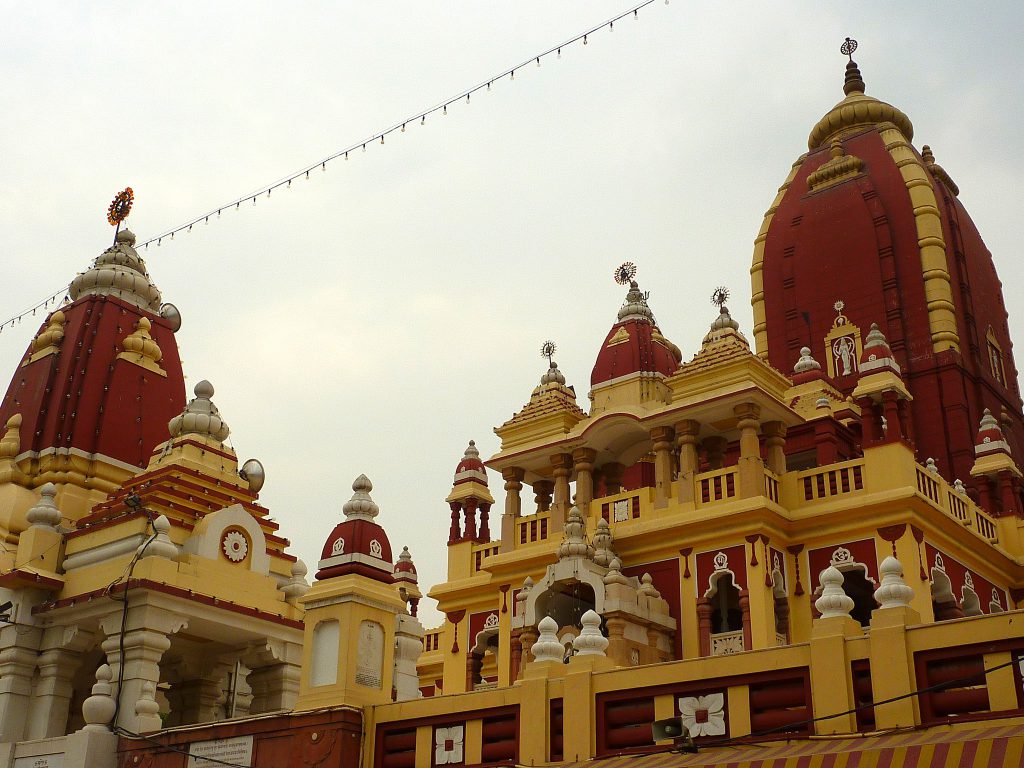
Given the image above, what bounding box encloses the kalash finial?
[840,37,865,96]
[107,187,134,242]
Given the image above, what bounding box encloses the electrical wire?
[659,655,1023,755]
[0,0,665,334]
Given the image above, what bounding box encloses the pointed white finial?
[343,474,379,520]
[81,664,116,731]
[592,518,615,567]
[603,557,629,585]
[638,573,661,598]
[873,556,914,609]
[282,559,310,602]
[573,610,609,656]
[139,515,179,560]
[27,482,62,529]
[531,616,564,663]
[814,566,855,619]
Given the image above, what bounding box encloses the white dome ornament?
[531,616,564,663]
[814,566,855,619]
[873,556,914,609]
[222,530,249,563]
[81,665,116,731]
[572,610,609,657]
[27,482,62,530]
[139,515,179,560]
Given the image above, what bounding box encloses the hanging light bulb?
[401,123,406,132]
[536,57,540,67]
[421,115,425,125]
[557,48,561,58]
[380,135,385,144]
[583,35,588,45]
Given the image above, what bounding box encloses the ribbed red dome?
[316,475,394,583]
[591,319,679,388]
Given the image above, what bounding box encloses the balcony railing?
[710,630,744,656]
[697,466,739,506]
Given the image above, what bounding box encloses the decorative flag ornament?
[107,187,134,238]
[614,262,637,285]
[711,286,730,309]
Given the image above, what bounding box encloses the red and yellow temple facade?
[2,49,1024,768]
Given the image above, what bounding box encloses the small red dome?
[591,280,679,388]
[453,441,488,487]
[393,546,418,583]
[316,475,394,583]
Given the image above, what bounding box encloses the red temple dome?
[590,280,681,389]
[393,546,418,584]
[0,232,186,474]
[316,474,394,583]
[453,440,487,487]
[752,55,1023,482]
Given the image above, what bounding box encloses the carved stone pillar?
[448,502,462,545]
[26,626,96,739]
[478,502,491,543]
[509,628,523,682]
[696,599,713,657]
[702,436,727,470]
[517,628,538,678]
[601,462,625,496]
[604,617,628,666]
[572,448,597,512]
[100,618,179,732]
[999,471,1021,518]
[242,641,302,714]
[550,453,574,532]
[896,397,914,443]
[762,421,787,475]
[675,420,700,504]
[650,426,676,509]
[466,651,483,690]
[166,655,233,725]
[858,396,880,444]
[463,498,478,541]
[814,418,840,465]
[739,590,753,651]
[881,391,903,442]
[533,480,554,513]
[0,638,40,742]
[500,468,524,553]
[734,403,762,497]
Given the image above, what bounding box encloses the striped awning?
[557,724,1024,768]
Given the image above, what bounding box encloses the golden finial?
[840,37,865,95]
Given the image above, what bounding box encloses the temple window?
[839,569,877,627]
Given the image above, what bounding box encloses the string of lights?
[0,0,665,334]
[0,286,70,335]
[134,0,663,251]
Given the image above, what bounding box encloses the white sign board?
[13,755,64,768]
[187,736,254,768]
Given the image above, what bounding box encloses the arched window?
[709,574,742,633]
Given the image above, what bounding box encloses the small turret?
[446,441,495,545]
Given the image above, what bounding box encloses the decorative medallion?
[992,589,1003,609]
[840,37,858,59]
[711,286,730,309]
[222,530,248,563]
[830,546,854,567]
[331,538,345,556]
[713,551,729,571]
[369,539,383,558]
[540,340,557,365]
[482,612,499,630]
[964,571,975,590]
[630,648,640,666]
[107,187,134,227]
[933,552,946,573]
[434,725,465,766]
[678,693,726,737]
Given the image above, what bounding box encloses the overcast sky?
[3,2,1022,626]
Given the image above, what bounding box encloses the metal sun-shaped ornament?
[834,300,845,313]
[711,286,730,309]
[107,187,134,227]
[614,262,637,285]
[841,37,858,60]
[540,340,557,365]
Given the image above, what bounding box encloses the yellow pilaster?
[414,726,433,768]
[463,719,483,765]
[809,616,862,734]
[868,606,920,729]
[984,651,1018,713]
[726,685,751,738]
